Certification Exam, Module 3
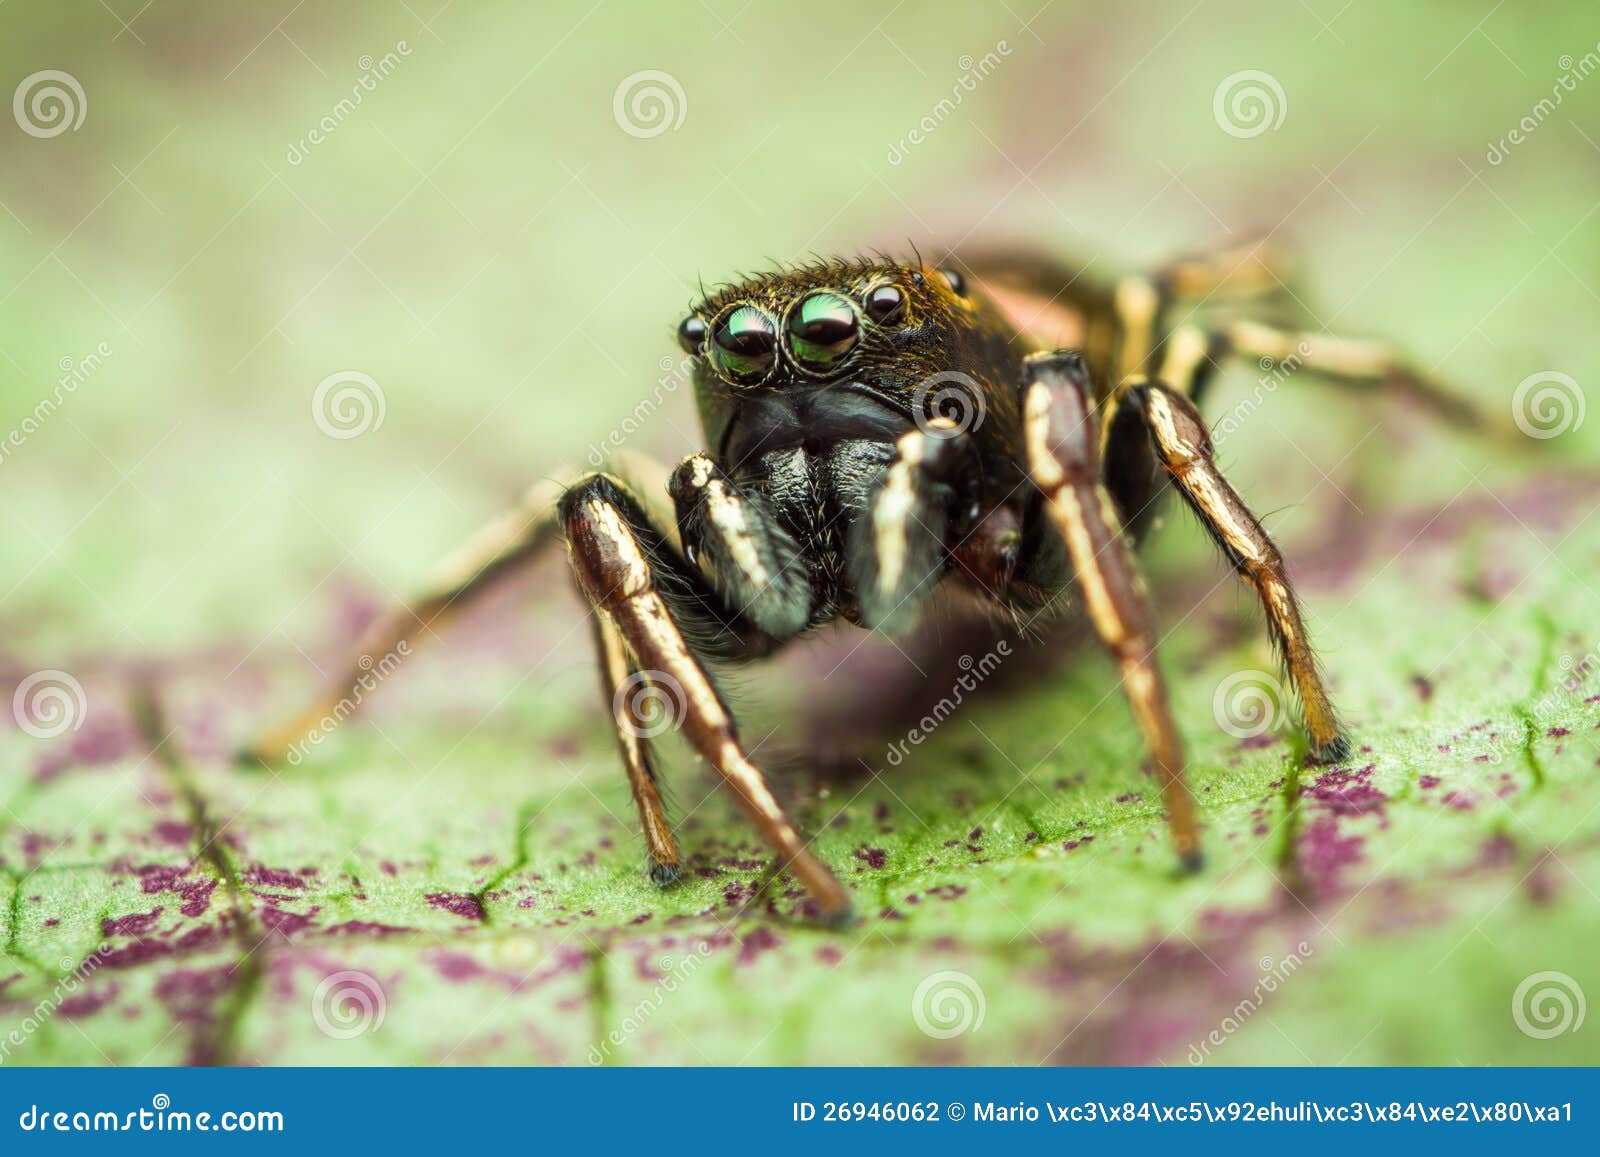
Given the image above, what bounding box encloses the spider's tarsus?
[1311,734,1353,765]
[233,744,271,770]
[818,900,858,930]
[648,861,683,888]
[1177,849,1205,876]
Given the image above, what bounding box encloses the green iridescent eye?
[710,305,778,382]
[785,291,859,371]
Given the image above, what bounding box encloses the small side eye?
[863,283,907,325]
[938,268,966,295]
[709,305,779,383]
[677,315,707,355]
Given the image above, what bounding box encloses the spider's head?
[676,257,1010,459]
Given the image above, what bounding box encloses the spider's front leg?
[589,611,683,884]
[560,472,854,925]
[1020,351,1202,871]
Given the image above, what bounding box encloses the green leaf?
[3,0,1599,1069]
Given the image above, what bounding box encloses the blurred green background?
[1,1,1597,1065]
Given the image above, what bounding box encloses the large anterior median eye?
[785,291,859,371]
[710,305,779,383]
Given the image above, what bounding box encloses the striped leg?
[241,474,571,766]
[1109,239,1294,405]
[1021,351,1202,871]
[1128,380,1349,761]
[1107,245,1496,437]
[561,474,854,924]
[1141,318,1497,437]
[1156,237,1295,300]
[590,612,682,884]
[1215,320,1496,433]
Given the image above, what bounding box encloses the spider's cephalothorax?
[667,259,1030,640]
[247,243,1487,926]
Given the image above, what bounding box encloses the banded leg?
[1155,237,1295,301]
[1109,240,1294,407]
[1020,351,1202,870]
[240,474,571,765]
[848,417,981,635]
[561,475,854,924]
[1214,319,1494,432]
[591,611,682,884]
[1146,319,1501,436]
[1128,381,1349,761]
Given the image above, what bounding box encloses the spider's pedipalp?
[668,454,812,639]
[849,419,981,636]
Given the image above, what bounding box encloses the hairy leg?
[1107,240,1498,440]
[1102,308,1506,538]
[1019,351,1202,870]
[590,611,682,883]
[561,474,853,924]
[1126,380,1349,761]
[240,474,572,766]
[1109,239,1294,404]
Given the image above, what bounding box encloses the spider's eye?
[677,314,707,355]
[863,283,906,325]
[785,291,859,370]
[710,305,778,382]
[939,268,966,295]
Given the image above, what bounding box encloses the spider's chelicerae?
[246,242,1487,925]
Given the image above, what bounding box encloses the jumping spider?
[245,242,1486,926]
